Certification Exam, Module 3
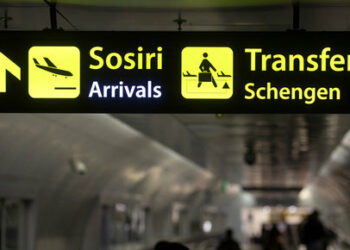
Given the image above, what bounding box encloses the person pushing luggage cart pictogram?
[198,52,217,88]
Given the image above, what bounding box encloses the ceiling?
[174,114,350,188]
[114,113,350,206]
[2,1,350,31]
[3,0,350,8]
[0,113,212,207]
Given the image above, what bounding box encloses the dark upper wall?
[2,2,350,31]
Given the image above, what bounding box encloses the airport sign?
[0,31,349,113]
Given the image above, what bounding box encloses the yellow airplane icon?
[28,46,80,99]
[33,57,73,77]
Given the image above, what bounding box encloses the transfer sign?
[0,31,349,113]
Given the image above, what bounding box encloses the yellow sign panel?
[181,47,233,99]
[28,46,80,99]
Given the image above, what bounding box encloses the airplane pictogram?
[28,46,80,99]
[217,71,231,77]
[33,57,73,77]
[183,71,196,77]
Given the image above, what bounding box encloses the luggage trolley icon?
[198,52,217,88]
[181,46,233,99]
[198,72,215,87]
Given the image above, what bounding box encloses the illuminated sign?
[0,31,350,113]
[181,47,233,99]
[28,46,80,98]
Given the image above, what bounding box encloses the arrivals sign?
[0,31,350,113]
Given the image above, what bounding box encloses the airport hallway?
[1,1,350,250]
